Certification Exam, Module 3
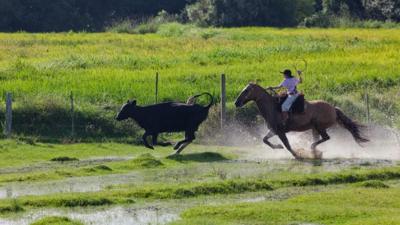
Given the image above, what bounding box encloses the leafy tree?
[208,0,314,27]
[365,0,400,21]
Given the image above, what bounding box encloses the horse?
[234,83,369,160]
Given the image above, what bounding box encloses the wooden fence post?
[70,91,75,137]
[220,74,226,130]
[155,72,159,104]
[365,92,370,124]
[4,93,12,138]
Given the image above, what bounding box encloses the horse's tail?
[335,108,369,144]
[187,92,214,108]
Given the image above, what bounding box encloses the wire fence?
[1,73,400,148]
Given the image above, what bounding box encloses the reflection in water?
[0,206,179,225]
[0,158,396,199]
[0,172,141,199]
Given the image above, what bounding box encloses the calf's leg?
[142,132,153,150]
[175,131,195,154]
[152,134,172,147]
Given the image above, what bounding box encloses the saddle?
[275,94,305,113]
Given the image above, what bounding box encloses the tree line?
[0,0,399,32]
[0,0,188,32]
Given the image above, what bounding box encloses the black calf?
[116,93,213,154]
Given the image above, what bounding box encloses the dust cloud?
[219,122,400,160]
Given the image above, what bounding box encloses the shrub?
[106,10,179,34]
[184,0,217,27]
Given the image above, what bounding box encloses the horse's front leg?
[277,132,301,160]
[263,130,284,149]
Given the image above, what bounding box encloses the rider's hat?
[280,69,293,77]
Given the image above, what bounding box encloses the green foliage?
[106,10,179,34]
[365,0,400,21]
[208,0,314,27]
[30,216,83,225]
[0,0,187,32]
[305,0,400,27]
[184,0,217,27]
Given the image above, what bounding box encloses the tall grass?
[0,27,399,139]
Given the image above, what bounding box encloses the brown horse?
[235,83,369,159]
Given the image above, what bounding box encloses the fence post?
[220,74,226,130]
[155,72,159,104]
[4,93,12,138]
[365,92,370,124]
[70,91,75,137]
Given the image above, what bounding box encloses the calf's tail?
[186,92,214,108]
[335,107,369,144]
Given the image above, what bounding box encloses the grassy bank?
[173,187,400,225]
[1,26,400,140]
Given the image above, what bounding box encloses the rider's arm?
[297,70,303,84]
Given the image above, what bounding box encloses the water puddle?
[0,158,396,199]
[0,206,179,225]
[0,157,133,175]
[0,172,141,199]
[0,185,336,225]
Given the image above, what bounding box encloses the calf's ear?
[132,100,137,106]
[127,100,131,104]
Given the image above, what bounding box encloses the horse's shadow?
[167,152,228,163]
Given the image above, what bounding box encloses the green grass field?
[1,25,400,139]
[0,26,400,224]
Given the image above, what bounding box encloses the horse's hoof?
[312,150,323,160]
[275,144,284,149]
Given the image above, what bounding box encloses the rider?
[271,69,303,126]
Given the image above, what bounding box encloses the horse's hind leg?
[311,128,330,151]
[312,129,320,143]
[263,130,284,149]
[277,132,301,160]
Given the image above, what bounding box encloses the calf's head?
[116,100,137,121]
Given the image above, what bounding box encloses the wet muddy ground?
[0,140,398,225]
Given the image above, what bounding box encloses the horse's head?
[116,100,137,121]
[235,83,266,108]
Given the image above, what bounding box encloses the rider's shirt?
[280,77,300,95]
